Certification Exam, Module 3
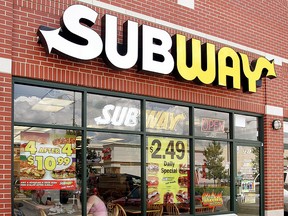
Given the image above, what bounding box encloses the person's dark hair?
[79,188,99,203]
[88,188,98,196]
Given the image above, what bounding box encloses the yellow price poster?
[147,137,189,205]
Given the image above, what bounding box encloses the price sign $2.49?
[149,139,185,160]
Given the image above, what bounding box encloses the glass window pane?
[236,146,260,216]
[284,122,288,144]
[234,115,258,141]
[284,149,288,213]
[146,102,189,135]
[14,84,82,126]
[86,132,141,210]
[146,136,190,213]
[194,109,229,139]
[87,94,141,131]
[13,128,80,216]
[195,140,230,213]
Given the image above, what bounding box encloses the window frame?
[12,77,264,215]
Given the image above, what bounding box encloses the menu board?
[147,137,189,205]
[19,132,76,190]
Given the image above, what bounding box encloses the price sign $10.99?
[149,138,186,160]
[24,140,73,171]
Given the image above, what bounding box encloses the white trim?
[78,0,287,66]
[265,105,283,117]
[0,57,12,74]
[266,54,282,66]
[265,209,284,216]
[177,0,194,9]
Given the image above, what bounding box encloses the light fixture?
[32,97,74,112]
[14,126,30,131]
[101,138,124,143]
[29,127,51,132]
[272,119,282,130]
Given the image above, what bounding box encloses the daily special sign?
[147,137,189,205]
[37,4,276,93]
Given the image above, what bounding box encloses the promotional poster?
[147,137,189,205]
[19,132,77,190]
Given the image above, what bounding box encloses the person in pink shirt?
[77,188,108,216]
[86,194,108,216]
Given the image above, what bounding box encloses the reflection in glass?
[234,115,258,141]
[236,146,260,216]
[284,149,288,214]
[86,132,141,210]
[87,94,141,131]
[194,109,229,139]
[146,102,189,135]
[14,84,82,126]
[13,127,80,216]
[195,140,230,214]
[284,122,288,144]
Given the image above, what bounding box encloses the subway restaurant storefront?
[3,1,286,216]
[13,79,265,216]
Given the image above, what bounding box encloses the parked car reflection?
[112,186,141,206]
[95,173,141,202]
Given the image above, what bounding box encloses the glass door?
[235,145,260,216]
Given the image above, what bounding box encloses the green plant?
[203,141,228,185]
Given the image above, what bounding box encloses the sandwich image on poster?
[147,176,159,187]
[148,190,161,204]
[176,190,189,203]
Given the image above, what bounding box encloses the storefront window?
[86,132,141,210]
[13,128,79,216]
[14,84,82,126]
[13,81,263,215]
[236,146,260,216]
[146,102,189,135]
[284,121,288,145]
[87,94,141,131]
[234,115,258,141]
[194,109,229,139]
[147,136,190,213]
[195,140,230,213]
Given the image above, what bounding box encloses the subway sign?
[37,4,276,93]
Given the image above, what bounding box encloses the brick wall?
[0,74,12,216]
[264,114,284,210]
[1,0,287,215]
[0,0,13,215]
[12,0,278,112]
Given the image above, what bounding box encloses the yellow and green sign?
[147,137,189,204]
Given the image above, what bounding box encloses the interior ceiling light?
[101,138,124,143]
[32,98,74,112]
[14,127,51,141]
[14,126,50,133]
[29,127,51,132]
[14,126,30,131]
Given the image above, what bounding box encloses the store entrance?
[235,145,260,216]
